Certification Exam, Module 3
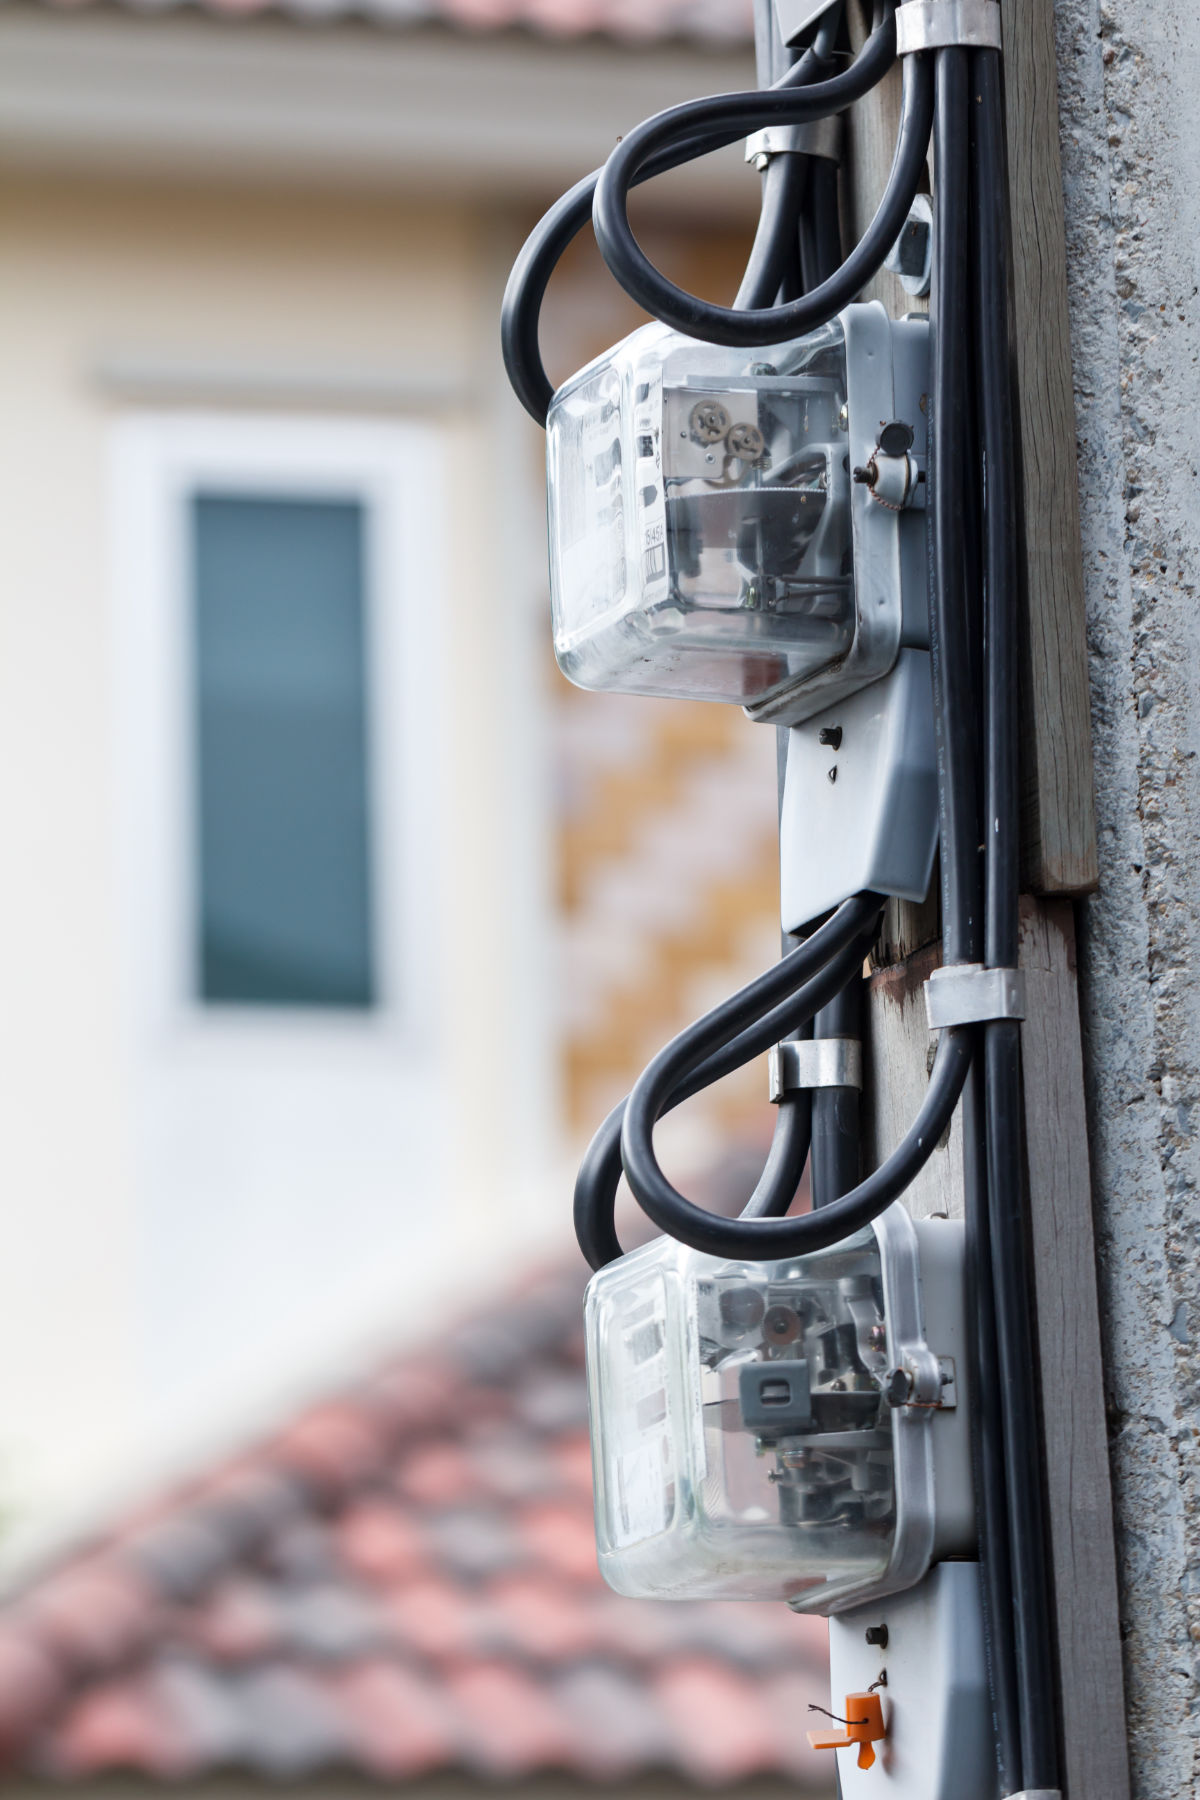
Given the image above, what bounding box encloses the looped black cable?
[590,32,934,350]
[574,893,882,1270]
[500,13,898,424]
[620,1023,972,1262]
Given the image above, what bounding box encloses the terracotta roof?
[0,1260,831,1786]
[32,0,754,43]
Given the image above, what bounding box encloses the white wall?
[0,175,562,1562]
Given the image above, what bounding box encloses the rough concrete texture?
[1056,0,1200,1786]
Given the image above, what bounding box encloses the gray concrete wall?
[1056,0,1200,1789]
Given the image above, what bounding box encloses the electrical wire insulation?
[591,43,933,349]
[735,151,811,311]
[573,892,881,1270]
[621,1021,972,1261]
[972,42,1061,1795]
[500,11,900,422]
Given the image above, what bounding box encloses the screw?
[865,1624,889,1648]
[817,726,843,750]
[852,462,877,487]
[763,1304,801,1345]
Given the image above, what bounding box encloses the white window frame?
[110,411,444,1062]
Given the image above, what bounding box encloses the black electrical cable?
[574,893,882,1270]
[739,1094,811,1220]
[962,1051,1022,1792]
[928,40,1041,1795]
[809,975,863,1209]
[735,151,811,312]
[798,158,843,293]
[620,1015,972,1262]
[972,43,1061,1796]
[590,41,933,350]
[501,15,900,422]
[928,46,979,970]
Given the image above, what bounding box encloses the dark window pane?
[191,493,375,1009]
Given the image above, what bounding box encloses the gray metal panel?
[779,648,938,933]
[826,1562,996,1800]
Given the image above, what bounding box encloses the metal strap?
[769,1038,863,1100]
[925,963,1026,1030]
[895,0,1001,53]
[745,117,842,166]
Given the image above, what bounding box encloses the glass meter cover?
[547,317,854,710]
[583,1206,973,1614]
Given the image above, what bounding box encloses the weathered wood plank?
[862,940,963,1221]
[862,903,1130,1800]
[1002,1,1099,894]
[1018,896,1130,1800]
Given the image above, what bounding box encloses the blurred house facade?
[0,0,785,1567]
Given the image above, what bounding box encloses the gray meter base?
[827,1562,997,1800]
[745,302,929,728]
[780,647,938,934]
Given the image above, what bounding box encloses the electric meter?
[547,301,929,725]
[584,1204,972,1614]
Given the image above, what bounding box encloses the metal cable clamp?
[769,1038,863,1100]
[745,116,842,168]
[895,0,1001,54]
[924,963,1026,1031]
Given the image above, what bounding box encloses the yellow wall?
[0,171,556,1543]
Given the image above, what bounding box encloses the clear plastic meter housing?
[548,318,854,709]
[584,1206,972,1614]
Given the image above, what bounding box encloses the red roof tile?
[446,1660,573,1777]
[47,1676,191,1781]
[17,1564,159,1673]
[330,1659,456,1778]
[174,1575,282,1663]
[0,1261,830,1787]
[332,1498,427,1584]
[654,1659,783,1786]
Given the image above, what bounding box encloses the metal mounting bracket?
[924,963,1026,1030]
[773,0,841,45]
[745,117,842,168]
[895,0,1001,54]
[769,1037,863,1100]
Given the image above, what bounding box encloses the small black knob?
[864,1624,889,1649]
[878,419,914,457]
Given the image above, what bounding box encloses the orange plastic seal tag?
[807,1692,887,1770]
